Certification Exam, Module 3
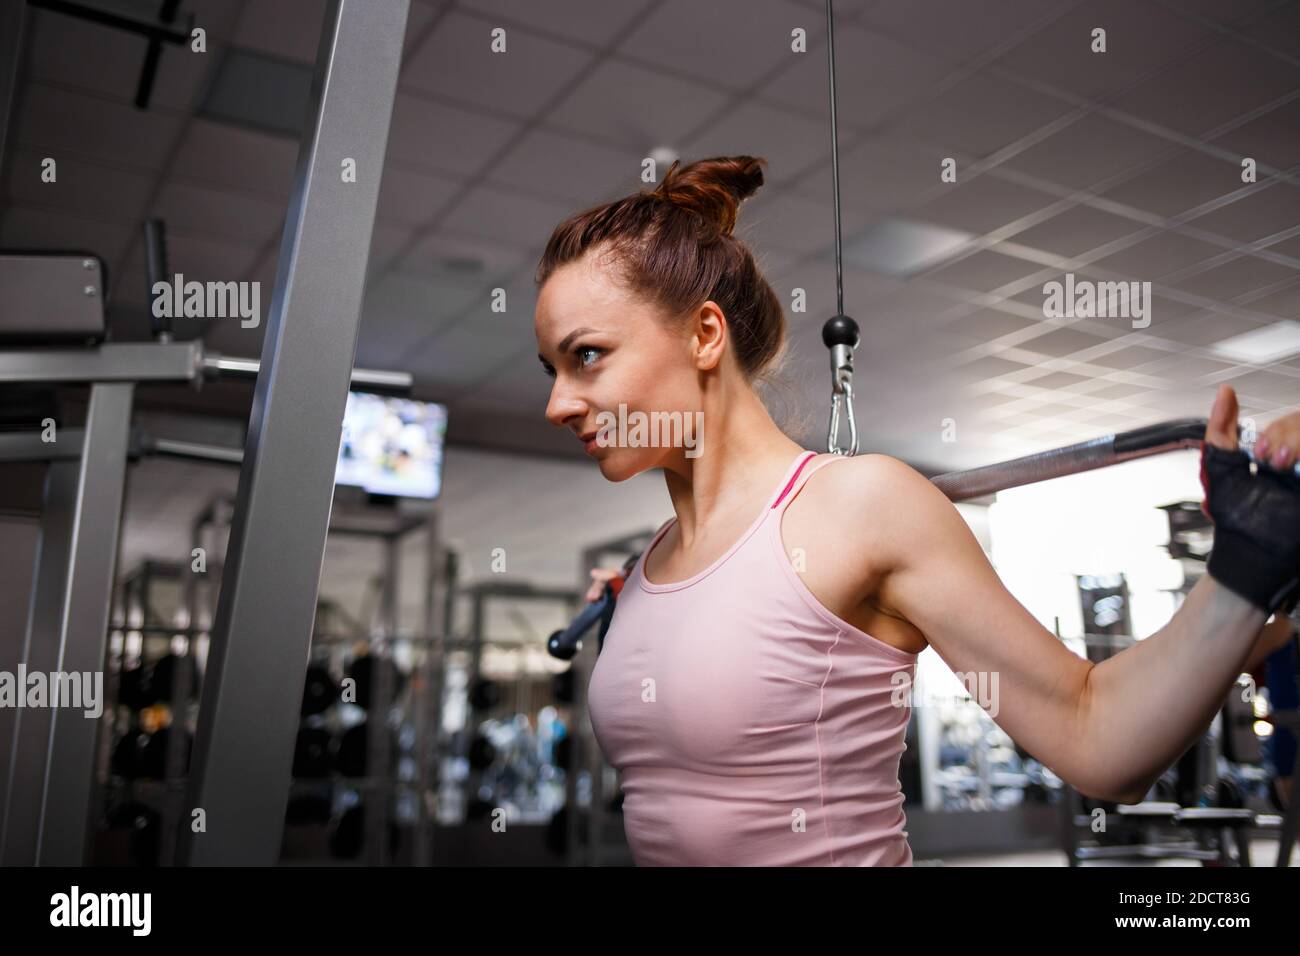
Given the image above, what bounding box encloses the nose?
[545,382,587,430]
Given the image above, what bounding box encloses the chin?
[593,447,656,483]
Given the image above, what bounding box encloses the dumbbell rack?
[443,579,582,838]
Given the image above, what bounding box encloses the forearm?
[1074,573,1266,802]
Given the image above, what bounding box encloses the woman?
[533,155,1300,866]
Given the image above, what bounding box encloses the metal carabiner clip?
[828,377,857,457]
[823,314,859,457]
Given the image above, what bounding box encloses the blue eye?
[576,346,602,367]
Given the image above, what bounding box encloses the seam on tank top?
[815,632,840,865]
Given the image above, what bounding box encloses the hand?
[1207,383,1300,471]
[1200,385,1300,613]
[585,567,623,603]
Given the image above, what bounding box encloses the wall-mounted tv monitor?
[336,391,447,500]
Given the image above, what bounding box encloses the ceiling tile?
[439,185,577,251]
[991,0,1213,101]
[1000,112,1178,192]
[1087,381,1148,400]
[1246,278,1300,319]
[1175,254,1299,302]
[619,0,820,93]
[463,0,654,46]
[149,180,285,247]
[1084,344,1176,370]
[1157,354,1242,383]
[121,232,262,288]
[395,230,528,285]
[1224,368,1300,403]
[401,10,593,120]
[376,164,463,227]
[1089,230,1228,279]
[1097,148,1245,219]
[4,147,153,223]
[26,7,216,112]
[1109,39,1300,138]
[1237,1,1300,55]
[938,309,1041,342]
[1185,183,1300,244]
[1009,203,1143,258]
[1020,369,1095,390]
[1160,0,1284,26]
[15,83,185,172]
[0,206,135,270]
[234,0,329,64]
[170,119,300,198]
[387,93,523,178]
[678,100,833,191]
[751,22,831,123]
[404,314,517,386]
[893,71,1068,159]
[1261,233,1300,262]
[487,127,642,204]
[1156,311,1273,348]
[738,188,838,256]
[946,353,1036,384]
[914,174,1060,236]
[358,273,481,367]
[759,24,954,131]
[544,57,731,147]
[1018,325,1114,358]
[857,0,1075,64]
[369,222,418,274]
[921,249,1040,294]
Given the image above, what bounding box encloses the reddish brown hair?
[534,155,787,383]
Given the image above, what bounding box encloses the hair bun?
[651,155,766,238]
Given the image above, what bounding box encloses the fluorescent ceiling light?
[840,218,973,278]
[1208,320,1300,363]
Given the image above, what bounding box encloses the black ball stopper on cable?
[822,314,859,350]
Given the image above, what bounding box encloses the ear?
[692,300,728,372]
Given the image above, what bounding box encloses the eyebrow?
[538,326,602,366]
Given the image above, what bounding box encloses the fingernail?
[1257,437,1271,458]
[1272,446,1291,468]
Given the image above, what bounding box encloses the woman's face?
[536,252,717,481]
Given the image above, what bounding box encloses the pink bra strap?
[770,452,819,509]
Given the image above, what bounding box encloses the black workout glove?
[1200,443,1300,615]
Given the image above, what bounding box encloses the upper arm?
[831,454,1097,785]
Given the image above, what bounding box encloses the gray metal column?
[2,461,77,864]
[0,0,27,186]
[365,534,398,865]
[22,382,133,868]
[180,0,409,866]
[414,514,442,866]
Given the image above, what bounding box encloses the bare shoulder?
[801,452,966,572]
[810,452,946,502]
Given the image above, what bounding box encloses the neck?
[661,379,804,549]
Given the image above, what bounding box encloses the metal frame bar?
[180,0,409,866]
[931,419,1209,502]
[0,0,27,188]
[0,429,85,462]
[1,384,134,864]
[27,0,193,45]
[0,342,410,391]
[1,460,77,864]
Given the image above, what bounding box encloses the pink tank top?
[587,450,918,866]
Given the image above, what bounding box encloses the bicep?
[852,456,1093,773]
